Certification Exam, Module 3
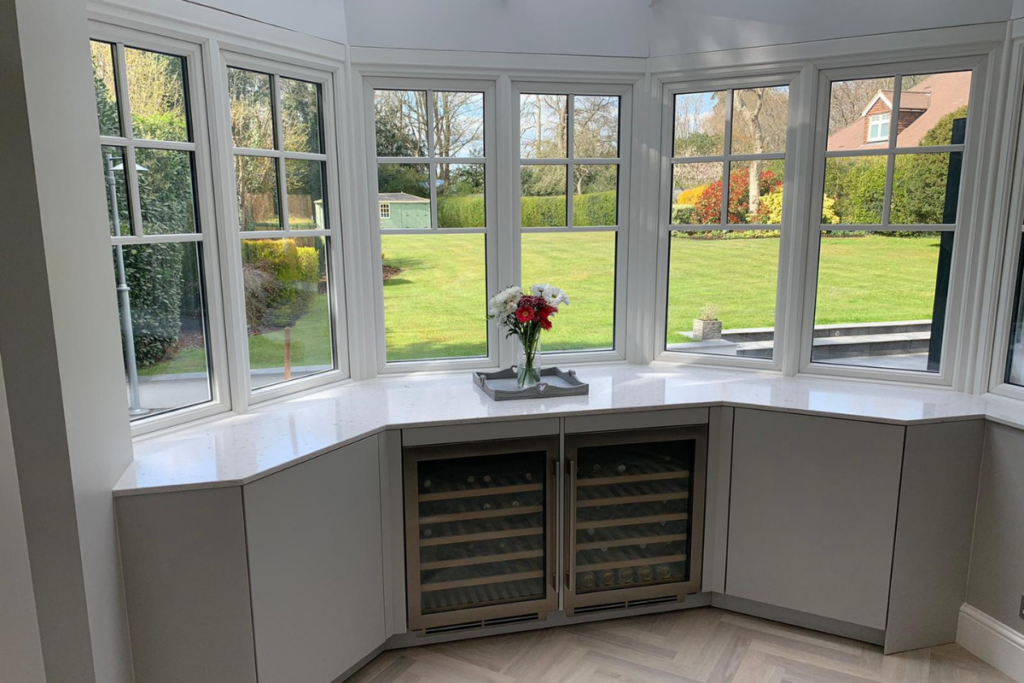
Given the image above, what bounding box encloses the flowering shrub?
[694,169,784,224]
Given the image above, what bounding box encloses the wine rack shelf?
[404,437,559,631]
[565,426,707,615]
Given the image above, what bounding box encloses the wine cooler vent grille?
[422,612,541,636]
[572,594,681,617]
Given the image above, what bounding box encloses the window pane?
[382,234,487,361]
[236,155,281,231]
[727,160,785,225]
[823,156,886,225]
[101,146,132,236]
[897,72,971,147]
[125,47,189,142]
[1008,241,1024,386]
[673,91,725,157]
[891,152,961,225]
[377,163,430,229]
[827,77,894,151]
[731,86,788,155]
[375,90,428,157]
[136,148,198,235]
[285,159,327,229]
[522,232,615,351]
[114,242,211,418]
[671,162,724,225]
[812,231,950,373]
[520,94,568,159]
[281,77,322,154]
[437,163,485,228]
[521,164,567,227]
[229,68,275,150]
[666,231,779,359]
[573,165,617,227]
[91,41,121,137]
[241,237,334,389]
[574,95,619,158]
[434,91,484,157]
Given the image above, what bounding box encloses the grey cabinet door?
[727,409,904,630]
[245,436,385,683]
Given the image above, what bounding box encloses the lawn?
[144,232,944,373]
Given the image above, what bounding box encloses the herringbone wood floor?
[348,608,1012,683]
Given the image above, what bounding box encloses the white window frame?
[218,50,351,405]
[988,35,1024,401]
[654,72,803,373]
[801,56,988,387]
[89,20,233,436]
[512,81,633,364]
[867,113,891,143]
[363,76,499,373]
[379,202,390,219]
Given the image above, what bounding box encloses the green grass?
[141,294,332,376]
[144,232,944,373]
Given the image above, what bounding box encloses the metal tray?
[473,367,589,401]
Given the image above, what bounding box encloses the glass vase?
[516,332,542,389]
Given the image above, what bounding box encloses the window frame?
[218,50,351,405]
[989,39,1024,400]
[800,56,987,386]
[654,72,802,372]
[867,113,891,143]
[89,20,233,436]
[364,76,500,373]
[512,81,633,363]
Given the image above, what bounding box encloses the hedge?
[241,239,322,332]
[435,191,618,227]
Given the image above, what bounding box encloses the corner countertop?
[115,362,1012,497]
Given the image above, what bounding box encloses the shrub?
[241,239,321,332]
[118,244,184,367]
[695,168,783,224]
[437,195,485,227]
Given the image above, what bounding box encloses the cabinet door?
[565,427,707,615]
[404,436,560,632]
[727,410,903,630]
[244,436,385,683]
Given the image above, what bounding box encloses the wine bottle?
[639,565,654,581]
[619,567,635,583]
[580,573,596,589]
[656,565,672,580]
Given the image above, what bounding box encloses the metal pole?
[106,152,148,416]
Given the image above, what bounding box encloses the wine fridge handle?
[565,458,577,591]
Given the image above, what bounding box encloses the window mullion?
[567,94,575,228]
[271,75,290,231]
[881,75,902,228]
[721,89,735,226]
[427,90,439,229]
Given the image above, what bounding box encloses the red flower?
[539,318,552,330]
[516,307,534,323]
[539,305,556,320]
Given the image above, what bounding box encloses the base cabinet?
[245,436,385,683]
[726,409,904,630]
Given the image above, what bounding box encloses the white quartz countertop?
[116,362,1017,496]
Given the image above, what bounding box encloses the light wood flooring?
[348,607,1012,683]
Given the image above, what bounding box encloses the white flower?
[488,286,522,317]
[539,284,569,307]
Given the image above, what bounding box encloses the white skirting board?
[957,604,1024,683]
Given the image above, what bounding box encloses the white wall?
[1,0,138,681]
[0,356,46,683]
[1015,0,1024,19]
[343,0,650,56]
[648,0,1014,57]
[189,0,347,44]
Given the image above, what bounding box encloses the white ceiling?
[187,0,1015,57]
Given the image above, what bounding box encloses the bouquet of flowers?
[488,284,570,388]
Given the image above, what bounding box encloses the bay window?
[1006,220,1024,387]
[809,67,974,375]
[661,83,791,362]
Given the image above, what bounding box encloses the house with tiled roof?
[826,71,972,150]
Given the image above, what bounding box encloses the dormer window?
[867,114,890,143]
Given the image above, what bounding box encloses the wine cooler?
[564,426,707,615]
[403,436,560,632]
